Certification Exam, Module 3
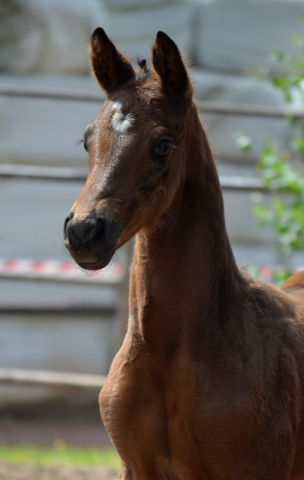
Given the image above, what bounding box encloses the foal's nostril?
[94,216,106,238]
[65,215,107,247]
[73,218,97,240]
[64,211,74,238]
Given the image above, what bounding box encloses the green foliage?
[271,267,296,286]
[238,32,304,258]
[254,142,304,255]
[245,265,296,287]
[0,444,120,468]
[266,42,304,102]
[233,132,252,154]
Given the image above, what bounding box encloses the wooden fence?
[0,83,295,392]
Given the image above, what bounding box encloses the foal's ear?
[90,28,135,95]
[152,31,192,108]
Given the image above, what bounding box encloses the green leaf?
[291,137,304,152]
[271,50,286,63]
[234,132,252,153]
[272,76,290,89]
[292,35,304,46]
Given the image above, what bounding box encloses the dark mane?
[137,58,151,83]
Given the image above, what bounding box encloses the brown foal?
[64,28,304,480]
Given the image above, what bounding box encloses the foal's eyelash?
[77,139,88,152]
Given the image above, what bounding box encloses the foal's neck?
[129,104,241,354]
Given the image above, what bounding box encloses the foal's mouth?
[77,249,116,271]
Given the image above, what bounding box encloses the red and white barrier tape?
[0,259,126,285]
[0,259,302,286]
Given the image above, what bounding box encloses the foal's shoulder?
[239,269,304,335]
[239,269,297,320]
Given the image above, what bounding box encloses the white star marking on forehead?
[111,102,134,134]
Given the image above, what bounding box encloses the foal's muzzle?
[63,211,121,270]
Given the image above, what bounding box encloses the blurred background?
[0,0,304,474]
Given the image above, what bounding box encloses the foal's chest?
[99,349,252,479]
[100,352,178,450]
[100,351,201,475]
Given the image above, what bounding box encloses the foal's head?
[64,28,193,270]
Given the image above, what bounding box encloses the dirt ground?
[0,462,118,480]
[0,415,113,448]
[0,398,119,480]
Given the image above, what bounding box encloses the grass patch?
[0,444,120,469]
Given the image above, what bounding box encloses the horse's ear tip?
[155,31,176,48]
[91,27,107,41]
[156,31,169,41]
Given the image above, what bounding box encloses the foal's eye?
[153,141,176,164]
[155,143,171,157]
